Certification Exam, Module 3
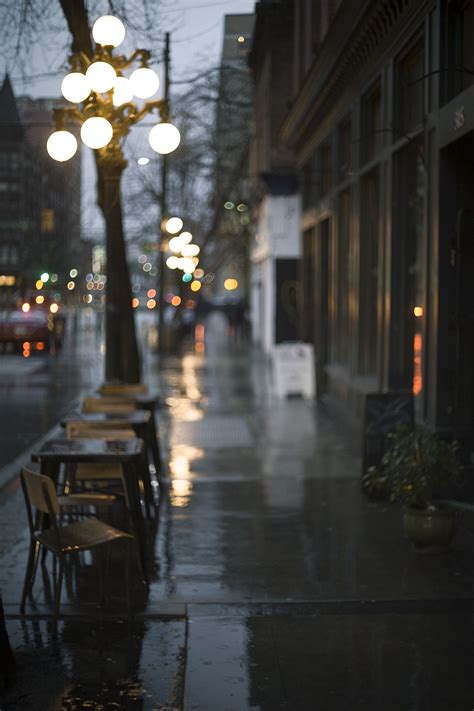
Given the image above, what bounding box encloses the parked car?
[0,308,61,353]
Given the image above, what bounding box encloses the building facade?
[248,0,474,443]
[0,77,82,304]
[249,0,300,355]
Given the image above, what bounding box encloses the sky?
[2,0,256,237]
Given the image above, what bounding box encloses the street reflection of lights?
[195,341,205,353]
[171,295,181,307]
[194,268,204,279]
[35,295,45,304]
[170,478,193,507]
[170,456,190,478]
[143,262,152,272]
[21,303,30,313]
[138,255,147,264]
[36,280,44,290]
[50,303,59,313]
[147,299,156,309]
[224,201,234,209]
[190,280,201,292]
[137,157,150,165]
[67,281,75,290]
[147,289,156,298]
[132,297,140,308]
[70,268,78,278]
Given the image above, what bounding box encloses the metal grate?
[171,415,254,448]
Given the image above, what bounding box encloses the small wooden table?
[31,437,149,579]
[62,410,161,500]
[87,394,164,477]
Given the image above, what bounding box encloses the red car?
[0,308,57,353]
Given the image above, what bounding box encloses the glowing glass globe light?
[181,243,200,257]
[86,61,116,93]
[47,130,78,162]
[81,117,113,149]
[149,122,180,154]
[179,231,193,245]
[181,258,196,273]
[61,72,91,103]
[129,67,160,98]
[165,217,183,234]
[168,236,185,253]
[166,256,179,269]
[92,15,126,47]
[113,76,134,106]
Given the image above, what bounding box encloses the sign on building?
[272,342,315,398]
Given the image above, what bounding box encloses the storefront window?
[396,38,424,134]
[336,190,351,362]
[361,83,382,164]
[360,169,380,374]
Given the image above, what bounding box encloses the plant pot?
[403,506,457,553]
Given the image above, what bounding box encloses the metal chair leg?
[20,539,39,613]
[53,555,64,621]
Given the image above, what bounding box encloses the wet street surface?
[1,315,474,709]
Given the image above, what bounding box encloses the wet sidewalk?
[1,317,474,709]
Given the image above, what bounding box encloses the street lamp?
[46,14,181,382]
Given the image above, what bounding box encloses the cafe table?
[87,393,164,476]
[61,410,160,508]
[31,437,149,582]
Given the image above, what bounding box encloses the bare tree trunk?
[100,155,140,382]
[57,0,141,382]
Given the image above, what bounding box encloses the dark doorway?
[439,130,474,436]
[315,219,330,395]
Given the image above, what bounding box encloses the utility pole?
[157,32,170,356]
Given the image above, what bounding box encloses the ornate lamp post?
[47,15,180,383]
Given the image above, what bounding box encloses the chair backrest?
[100,382,148,396]
[21,466,59,515]
[67,424,136,440]
[82,397,135,414]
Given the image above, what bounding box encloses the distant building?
[0,76,82,304]
[248,0,299,354]
[210,13,255,295]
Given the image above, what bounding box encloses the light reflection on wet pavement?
[1,314,474,709]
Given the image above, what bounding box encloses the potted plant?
[362,426,463,552]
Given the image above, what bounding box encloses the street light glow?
[181,244,200,257]
[149,122,181,154]
[81,117,113,149]
[168,236,185,253]
[179,231,193,245]
[47,130,78,162]
[165,217,183,234]
[85,61,117,93]
[166,256,179,269]
[113,76,134,106]
[61,72,91,103]
[129,67,160,98]
[137,157,150,165]
[92,15,126,48]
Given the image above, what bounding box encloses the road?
[0,310,104,472]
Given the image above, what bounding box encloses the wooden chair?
[82,396,136,414]
[65,425,136,503]
[20,466,134,618]
[99,382,148,396]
